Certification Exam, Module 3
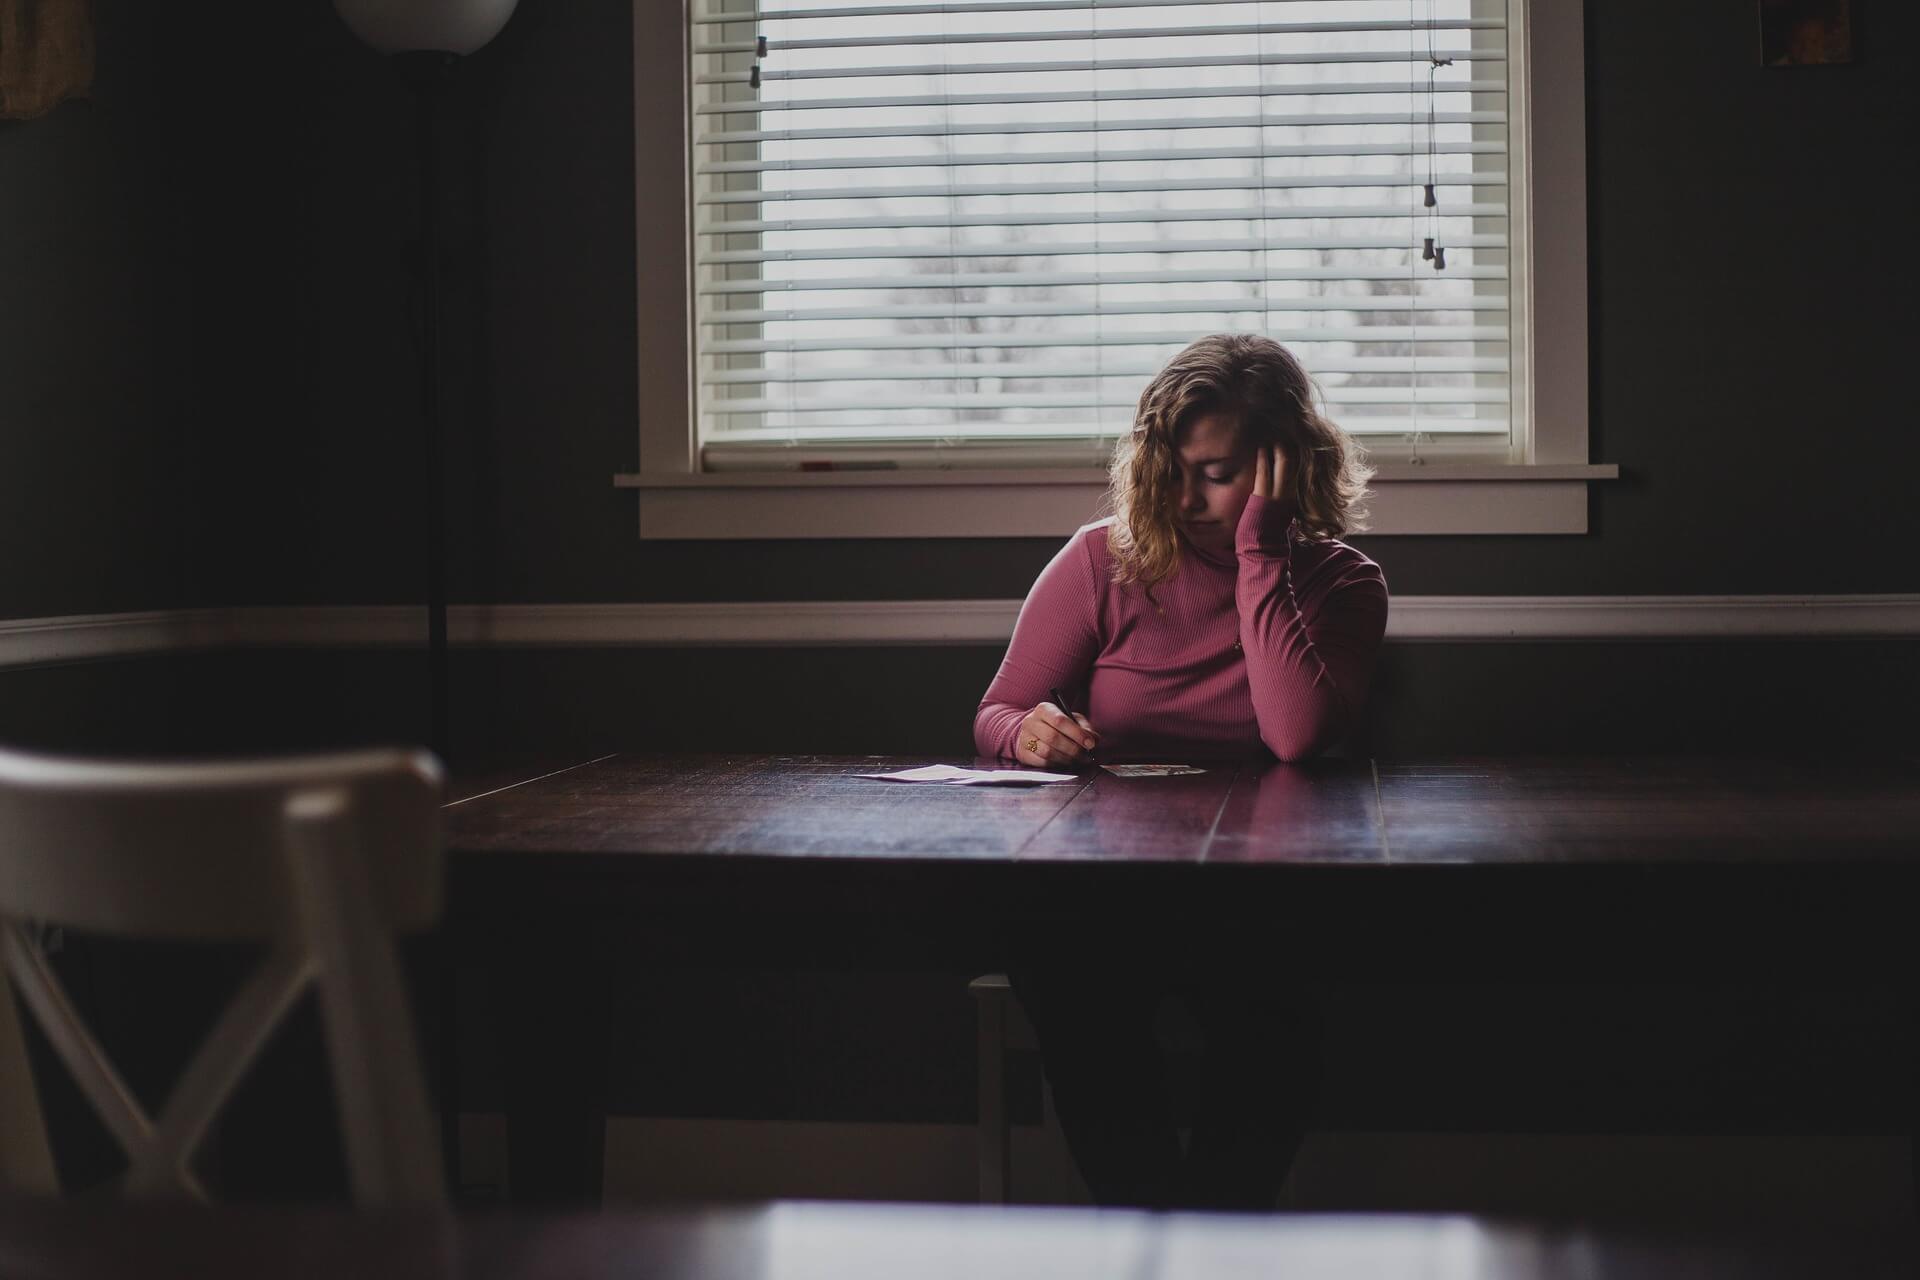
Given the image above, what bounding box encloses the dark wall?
[5,1,1913,617]
[0,0,427,621]
[0,1,198,620]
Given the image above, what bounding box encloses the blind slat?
[705,326,1512,352]
[704,356,1509,383]
[700,171,1507,203]
[698,140,1504,175]
[698,420,1505,466]
[701,296,1511,324]
[694,0,1445,23]
[695,80,1507,113]
[701,203,1509,234]
[707,388,1510,413]
[698,111,1505,146]
[701,266,1508,294]
[697,48,1502,85]
[697,19,1504,56]
[703,234,1508,264]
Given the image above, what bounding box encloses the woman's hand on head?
[1014,702,1099,768]
[1253,442,1291,502]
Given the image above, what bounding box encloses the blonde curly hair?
[1105,333,1375,591]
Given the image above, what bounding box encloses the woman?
[976,332,1387,768]
[974,333,1389,1209]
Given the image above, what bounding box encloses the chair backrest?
[0,746,446,1205]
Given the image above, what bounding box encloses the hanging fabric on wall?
[0,0,94,121]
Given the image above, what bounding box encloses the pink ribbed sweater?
[974,493,1389,762]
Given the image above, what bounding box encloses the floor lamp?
[333,0,519,1200]
[333,0,518,763]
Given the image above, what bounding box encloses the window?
[624,0,1610,538]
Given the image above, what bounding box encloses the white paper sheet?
[1100,764,1208,778]
[852,764,1079,786]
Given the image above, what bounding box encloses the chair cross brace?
[2,921,314,1199]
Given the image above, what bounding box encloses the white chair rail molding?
[2,595,1917,667]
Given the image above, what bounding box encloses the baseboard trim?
[3,595,1916,668]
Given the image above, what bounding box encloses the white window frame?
[619,0,1614,539]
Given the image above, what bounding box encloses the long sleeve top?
[974,493,1389,762]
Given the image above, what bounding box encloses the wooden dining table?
[441,752,1920,1205]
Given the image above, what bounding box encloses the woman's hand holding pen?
[1014,694,1099,768]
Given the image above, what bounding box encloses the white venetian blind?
[690,0,1517,470]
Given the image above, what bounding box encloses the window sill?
[614,464,1621,539]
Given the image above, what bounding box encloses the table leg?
[491,917,611,1207]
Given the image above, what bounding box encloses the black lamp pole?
[335,0,517,1208]
[395,49,459,1190]
[397,50,455,764]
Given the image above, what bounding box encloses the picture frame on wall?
[1759,0,1855,66]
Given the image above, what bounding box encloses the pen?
[1051,686,1095,758]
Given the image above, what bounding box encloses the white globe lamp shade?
[333,0,519,56]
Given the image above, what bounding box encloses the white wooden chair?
[0,746,446,1205]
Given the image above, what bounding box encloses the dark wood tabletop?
[443,753,1920,976]
[2,1195,1912,1279]
[445,752,1920,867]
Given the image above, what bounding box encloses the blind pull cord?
[1422,1,1450,271]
